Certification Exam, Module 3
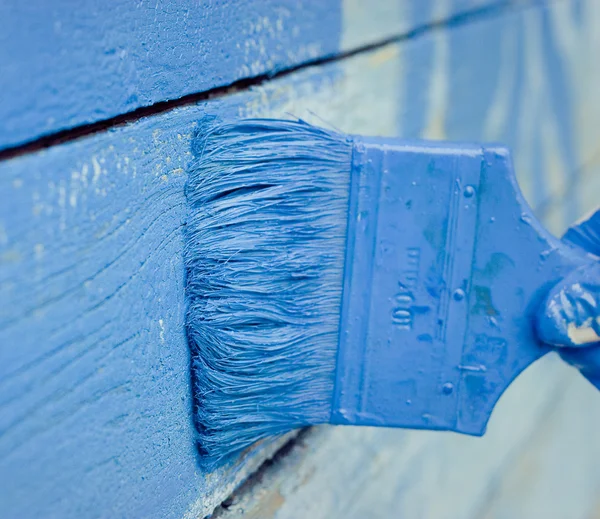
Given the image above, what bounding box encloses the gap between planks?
[209,429,314,519]
[0,1,518,163]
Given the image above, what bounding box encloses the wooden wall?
[1,1,600,517]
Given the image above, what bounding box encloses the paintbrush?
[184,118,594,464]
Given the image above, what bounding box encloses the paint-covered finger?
[537,262,600,347]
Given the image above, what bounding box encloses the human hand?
[537,210,600,390]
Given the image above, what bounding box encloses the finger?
[537,262,600,347]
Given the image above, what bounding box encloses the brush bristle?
[184,118,353,463]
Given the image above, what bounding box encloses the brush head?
[185,119,352,463]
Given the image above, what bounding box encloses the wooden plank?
[476,373,600,519]
[212,361,600,519]
[0,0,510,151]
[1,0,599,517]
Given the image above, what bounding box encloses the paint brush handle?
[331,139,593,434]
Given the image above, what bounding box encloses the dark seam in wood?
[207,428,315,519]
[0,1,518,163]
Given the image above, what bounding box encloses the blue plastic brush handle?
[330,138,594,435]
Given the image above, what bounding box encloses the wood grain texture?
[1,0,600,517]
[0,5,443,516]
[477,373,600,519]
[0,0,505,151]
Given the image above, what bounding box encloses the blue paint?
[572,0,585,26]
[531,108,547,208]
[0,118,194,518]
[438,5,583,216]
[332,138,483,431]
[0,0,594,515]
[564,210,600,257]
[0,0,343,150]
[0,102,246,519]
[185,119,350,464]
[186,119,593,462]
[0,1,515,152]
[539,4,580,222]
[400,35,435,137]
[537,210,600,388]
[410,0,436,26]
[0,62,344,517]
[537,261,600,346]
[446,4,504,141]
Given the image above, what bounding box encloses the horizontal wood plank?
[1,0,600,517]
[477,373,600,519]
[0,0,508,151]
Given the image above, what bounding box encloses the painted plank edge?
[1,0,512,151]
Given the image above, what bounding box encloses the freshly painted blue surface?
[0,0,506,151]
[0,0,597,517]
[0,62,336,515]
[1,113,191,518]
[0,0,342,150]
[0,101,242,519]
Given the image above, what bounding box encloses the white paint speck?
[568,318,600,345]
[159,319,165,343]
[92,157,102,185]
